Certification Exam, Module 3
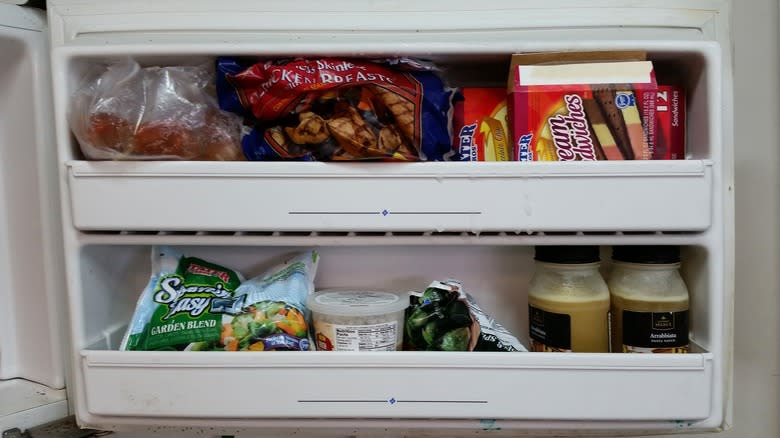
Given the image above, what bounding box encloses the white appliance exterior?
[3,0,755,436]
[0,2,68,432]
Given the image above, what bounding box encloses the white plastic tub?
[308,290,409,351]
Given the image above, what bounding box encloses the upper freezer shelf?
[67,160,712,232]
[54,42,720,233]
[55,44,720,232]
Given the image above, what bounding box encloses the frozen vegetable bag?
[209,250,320,352]
[121,246,244,351]
[121,248,320,351]
[405,279,527,352]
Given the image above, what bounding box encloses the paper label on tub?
[315,291,400,306]
[314,320,399,351]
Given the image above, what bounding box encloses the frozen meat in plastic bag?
[69,59,244,160]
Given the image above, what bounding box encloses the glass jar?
[528,246,610,353]
[608,245,690,353]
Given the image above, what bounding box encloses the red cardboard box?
[454,88,512,161]
[654,85,686,159]
[508,54,658,161]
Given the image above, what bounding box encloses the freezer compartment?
[56,45,717,233]
[54,46,716,162]
[79,349,713,421]
[66,160,713,232]
[69,243,719,425]
[73,244,715,352]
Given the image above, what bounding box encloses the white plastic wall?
[0,3,68,433]
[703,0,780,437]
[0,3,65,391]
[45,0,735,434]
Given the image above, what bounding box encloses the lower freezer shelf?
[79,350,714,422]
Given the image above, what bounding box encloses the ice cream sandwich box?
[654,85,686,159]
[508,53,658,161]
[453,87,512,161]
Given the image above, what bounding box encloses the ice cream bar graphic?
[592,88,635,160]
[615,90,650,160]
[583,98,624,160]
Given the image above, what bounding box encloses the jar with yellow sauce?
[608,246,690,354]
[528,246,610,353]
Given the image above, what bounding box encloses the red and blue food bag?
[216,57,457,161]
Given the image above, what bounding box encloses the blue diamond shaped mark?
[388,398,396,405]
[382,210,389,216]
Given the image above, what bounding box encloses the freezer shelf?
[80,350,713,422]
[0,379,68,432]
[66,160,712,233]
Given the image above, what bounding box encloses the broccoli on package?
[121,247,319,352]
[405,280,527,352]
[216,57,457,161]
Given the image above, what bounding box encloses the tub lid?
[308,290,410,316]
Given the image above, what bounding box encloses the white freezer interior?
[77,244,714,355]
[0,3,68,432]
[45,0,733,434]
[62,49,717,233]
[70,239,721,429]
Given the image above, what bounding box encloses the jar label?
[529,306,572,352]
[622,310,689,353]
[314,320,399,351]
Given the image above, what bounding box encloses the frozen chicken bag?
[216,57,457,161]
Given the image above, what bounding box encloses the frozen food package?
[508,53,657,161]
[213,250,320,352]
[215,57,457,161]
[121,246,245,351]
[69,59,245,160]
[121,248,320,352]
[453,87,512,161]
[653,85,686,159]
[404,279,527,352]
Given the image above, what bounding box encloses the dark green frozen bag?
[405,279,527,352]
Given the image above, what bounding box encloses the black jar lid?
[612,245,681,264]
[535,246,600,264]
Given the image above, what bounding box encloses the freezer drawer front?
[81,351,713,421]
[67,161,712,232]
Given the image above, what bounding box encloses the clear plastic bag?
[69,59,244,160]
